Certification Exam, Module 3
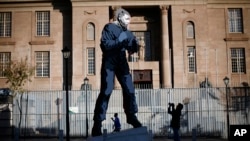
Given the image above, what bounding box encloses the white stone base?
[87,126,152,141]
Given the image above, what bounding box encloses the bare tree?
[3,56,34,135]
[4,57,34,97]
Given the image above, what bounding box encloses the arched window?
[186,21,195,39]
[87,22,95,40]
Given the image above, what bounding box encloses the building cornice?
[1,0,249,7]
[207,0,250,4]
[70,0,208,7]
[1,0,249,4]
[0,0,53,2]
[70,0,250,7]
[0,0,71,9]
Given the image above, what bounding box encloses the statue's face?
[118,14,131,28]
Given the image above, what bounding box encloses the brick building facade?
[0,0,249,90]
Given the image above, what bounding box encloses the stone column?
[160,5,171,88]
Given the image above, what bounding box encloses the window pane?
[187,22,194,38]
[188,47,196,73]
[87,48,95,75]
[87,23,95,40]
[228,8,243,33]
[36,51,50,77]
[0,12,11,37]
[232,88,250,111]
[36,11,50,36]
[0,52,11,77]
[231,48,245,73]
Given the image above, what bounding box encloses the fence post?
[59,130,63,141]
[14,128,19,141]
[192,128,196,141]
[103,129,107,141]
[149,129,153,141]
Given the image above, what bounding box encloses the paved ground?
[154,137,227,141]
[3,137,227,141]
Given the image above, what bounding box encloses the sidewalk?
[154,137,227,141]
[3,137,227,141]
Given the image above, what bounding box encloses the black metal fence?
[8,87,250,139]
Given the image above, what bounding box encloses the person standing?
[168,103,183,141]
[111,113,121,132]
[91,8,142,137]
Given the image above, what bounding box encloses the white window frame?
[187,47,196,73]
[35,51,50,77]
[0,12,11,37]
[0,52,11,77]
[36,11,50,36]
[87,48,95,75]
[228,8,243,33]
[231,48,245,73]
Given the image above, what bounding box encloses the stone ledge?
[0,41,15,45]
[224,37,249,41]
[29,40,55,45]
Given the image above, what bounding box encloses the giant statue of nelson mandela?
[91,8,142,136]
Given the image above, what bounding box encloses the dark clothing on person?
[168,107,182,128]
[93,23,138,122]
[168,103,183,141]
[100,23,137,57]
[173,128,180,141]
[91,22,141,137]
[112,116,121,132]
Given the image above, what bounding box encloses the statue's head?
[115,8,131,29]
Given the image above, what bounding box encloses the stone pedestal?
[87,126,152,141]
